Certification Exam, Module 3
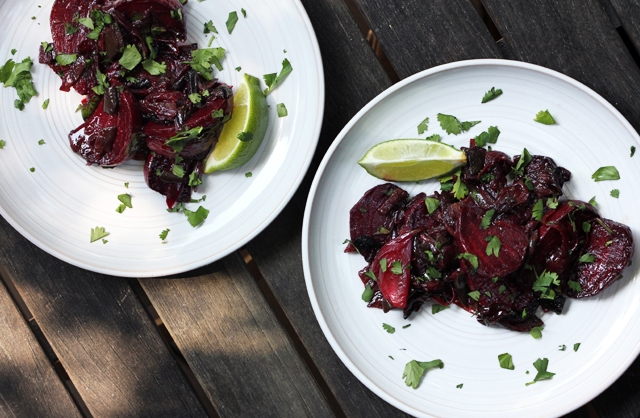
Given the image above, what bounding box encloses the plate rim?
[0,0,325,277]
[302,58,640,417]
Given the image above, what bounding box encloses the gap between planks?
[0,266,92,418]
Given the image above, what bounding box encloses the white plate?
[0,0,323,276]
[303,60,640,417]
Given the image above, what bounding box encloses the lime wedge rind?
[358,138,467,182]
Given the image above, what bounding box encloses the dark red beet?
[371,230,417,309]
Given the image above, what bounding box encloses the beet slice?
[568,218,634,298]
[371,230,417,309]
[103,0,188,43]
[455,202,528,278]
[348,184,408,261]
[69,89,142,165]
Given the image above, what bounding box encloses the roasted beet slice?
[523,155,571,198]
[348,183,408,261]
[371,230,416,309]
[568,218,634,298]
[104,0,188,43]
[69,89,142,165]
[455,202,528,278]
[50,0,100,55]
[144,153,202,208]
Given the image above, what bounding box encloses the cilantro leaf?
[362,284,373,302]
[226,11,239,33]
[579,253,595,263]
[425,134,441,142]
[456,383,463,389]
[241,8,247,17]
[458,253,478,269]
[475,126,500,147]
[0,57,38,109]
[532,270,560,300]
[425,197,440,215]
[203,20,218,34]
[382,323,395,334]
[610,189,620,198]
[532,199,544,221]
[467,290,480,301]
[485,235,501,257]
[0,140,5,149]
[567,280,582,292]
[530,326,543,339]
[119,45,142,70]
[90,226,109,243]
[159,228,170,241]
[534,110,557,125]
[183,205,209,227]
[432,303,449,314]
[118,194,132,208]
[142,60,166,75]
[573,343,581,352]
[481,209,495,229]
[42,98,50,109]
[526,358,555,385]
[452,174,468,199]
[189,48,225,80]
[263,58,292,95]
[390,261,404,275]
[631,146,636,157]
[592,166,620,182]
[38,139,45,145]
[379,257,387,272]
[498,353,514,370]
[402,359,444,389]
[481,87,503,103]
[437,113,480,135]
[417,117,429,134]
[77,17,94,30]
[277,103,288,117]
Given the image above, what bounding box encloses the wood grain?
[609,0,640,54]
[351,0,501,78]
[0,216,206,418]
[139,253,332,418]
[243,0,413,416]
[0,277,80,417]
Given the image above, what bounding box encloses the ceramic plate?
[0,0,323,277]
[303,59,640,417]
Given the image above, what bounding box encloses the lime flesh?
[358,139,467,181]
[204,73,269,173]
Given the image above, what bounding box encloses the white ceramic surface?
[303,60,640,417]
[0,0,323,276]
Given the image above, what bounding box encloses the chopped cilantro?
[65,23,79,35]
[189,48,225,80]
[559,345,566,351]
[573,343,581,352]
[402,359,443,389]
[362,284,373,302]
[498,353,514,370]
[513,148,532,175]
[475,126,500,147]
[226,11,239,33]
[159,228,170,241]
[390,261,404,275]
[382,323,395,334]
[485,235,501,257]
[142,60,166,75]
[437,113,480,135]
[532,270,560,300]
[456,383,463,389]
[10,49,17,55]
[529,326,543,339]
[277,103,288,117]
[0,140,5,149]
[402,324,411,329]
[235,66,242,72]
[379,257,387,272]
[172,165,185,178]
[579,253,595,263]
[124,182,129,188]
[29,167,35,172]
[119,45,142,70]
[237,132,253,142]
[592,166,620,182]
[417,116,429,134]
[263,58,292,95]
[425,197,440,214]
[432,303,449,314]
[452,174,468,199]
[534,110,557,125]
[188,172,202,187]
[567,280,582,292]
[77,17,94,29]
[481,87,502,103]
[364,270,376,281]
[481,209,495,229]
[90,226,109,243]
[42,98,49,109]
[425,134,441,142]
[525,358,555,385]
[610,189,620,198]
[38,139,45,145]
[582,221,592,233]
[203,20,218,34]
[458,253,478,269]
[241,8,247,17]
[188,93,202,104]
[546,197,558,209]
[245,172,252,178]
[631,146,636,157]
[532,199,544,221]
[468,290,481,301]
[588,196,598,206]
[183,205,209,227]
[0,57,38,110]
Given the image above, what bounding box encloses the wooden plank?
[351,0,501,78]
[0,216,206,417]
[481,0,640,134]
[241,0,414,416]
[609,0,640,53]
[0,277,80,417]
[140,253,332,417]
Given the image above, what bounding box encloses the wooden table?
[1,0,640,417]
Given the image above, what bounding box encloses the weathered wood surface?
[139,252,332,418]
[609,0,640,52]
[0,216,206,417]
[0,276,81,417]
[243,0,415,415]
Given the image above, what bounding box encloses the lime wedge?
[358,139,467,181]
[204,73,269,173]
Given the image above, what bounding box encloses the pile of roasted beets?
[347,144,634,331]
[40,0,232,208]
